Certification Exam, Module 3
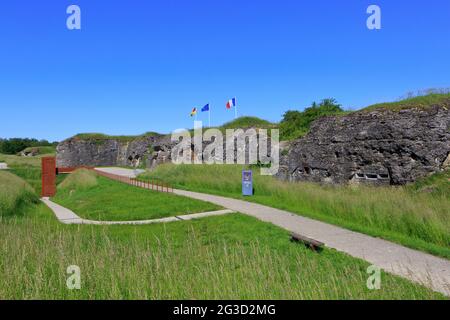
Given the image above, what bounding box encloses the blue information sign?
[242,170,253,196]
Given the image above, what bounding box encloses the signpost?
[242,170,253,196]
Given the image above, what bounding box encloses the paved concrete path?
[41,197,233,225]
[95,167,450,296]
[95,167,145,178]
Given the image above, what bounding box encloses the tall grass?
[0,153,66,194]
[0,153,50,167]
[0,153,45,194]
[0,156,446,299]
[139,164,450,258]
[0,209,443,299]
[0,171,38,217]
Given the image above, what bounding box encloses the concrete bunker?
[352,171,390,184]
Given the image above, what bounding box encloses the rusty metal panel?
[41,157,56,197]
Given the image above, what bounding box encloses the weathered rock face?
[56,135,174,168]
[58,106,449,186]
[57,129,273,169]
[278,106,450,185]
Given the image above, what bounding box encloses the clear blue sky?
[1,0,449,141]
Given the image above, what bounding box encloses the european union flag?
[201,104,210,112]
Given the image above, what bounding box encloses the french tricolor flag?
[226,97,236,109]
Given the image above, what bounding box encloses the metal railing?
[93,169,173,193]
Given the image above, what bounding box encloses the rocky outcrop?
[278,105,450,185]
[56,135,174,168]
[19,147,40,157]
[57,129,272,169]
[57,105,450,186]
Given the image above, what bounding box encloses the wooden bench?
[290,232,324,251]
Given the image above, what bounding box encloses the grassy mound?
[0,153,44,194]
[219,116,275,130]
[408,170,450,196]
[58,169,98,191]
[0,153,66,194]
[139,164,450,258]
[363,93,450,112]
[0,171,38,217]
[52,172,221,221]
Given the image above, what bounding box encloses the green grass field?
[0,152,65,194]
[139,164,450,259]
[0,199,444,299]
[0,153,447,299]
[51,169,221,221]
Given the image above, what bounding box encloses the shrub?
[280,98,345,140]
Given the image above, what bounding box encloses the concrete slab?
[41,197,84,224]
[176,209,233,221]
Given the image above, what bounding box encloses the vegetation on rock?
[279,98,346,140]
[363,91,450,112]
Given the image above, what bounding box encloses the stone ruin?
[56,104,450,186]
[277,105,450,185]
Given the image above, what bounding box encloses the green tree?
[280,98,344,140]
[0,138,54,155]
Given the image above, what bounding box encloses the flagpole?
[235,98,237,119]
[209,106,211,127]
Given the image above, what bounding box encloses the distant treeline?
[0,138,57,155]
